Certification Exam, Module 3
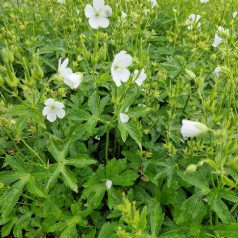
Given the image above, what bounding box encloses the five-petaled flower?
[185,14,201,30]
[42,98,65,122]
[181,119,208,140]
[84,0,112,29]
[133,69,147,86]
[58,58,83,89]
[120,113,129,123]
[111,51,132,87]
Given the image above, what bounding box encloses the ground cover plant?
[1,0,238,237]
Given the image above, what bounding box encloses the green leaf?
[82,229,96,238]
[98,222,117,238]
[15,115,28,135]
[212,223,238,238]
[48,136,71,162]
[0,179,27,220]
[107,187,122,209]
[118,121,128,142]
[106,158,139,186]
[82,166,106,208]
[138,205,147,231]
[26,176,47,198]
[5,155,28,173]
[150,203,164,237]
[46,164,60,190]
[127,106,151,118]
[65,154,97,168]
[125,122,142,149]
[207,188,234,224]
[177,170,210,192]
[59,165,78,193]
[99,95,109,114]
[1,218,17,237]
[70,109,92,121]
[88,92,99,116]
[59,219,77,238]
[175,192,207,227]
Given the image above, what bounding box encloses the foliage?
[1,0,238,237]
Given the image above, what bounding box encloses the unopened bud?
[186,164,197,173]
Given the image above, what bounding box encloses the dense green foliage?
[1,0,238,237]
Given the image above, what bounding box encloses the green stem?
[105,126,110,164]
[21,137,46,166]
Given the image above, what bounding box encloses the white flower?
[111,51,132,87]
[84,0,112,29]
[200,0,209,3]
[181,119,208,140]
[133,69,147,86]
[58,58,73,79]
[233,12,237,18]
[64,73,83,89]
[214,67,221,77]
[42,98,65,122]
[212,33,223,47]
[58,58,83,89]
[105,179,112,189]
[151,0,157,8]
[120,113,129,123]
[57,0,65,3]
[217,26,230,37]
[185,14,201,30]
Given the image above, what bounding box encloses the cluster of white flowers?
[185,14,201,30]
[43,58,83,122]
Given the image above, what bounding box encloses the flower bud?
[186,164,197,173]
[2,48,14,63]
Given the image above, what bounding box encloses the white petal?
[98,16,109,28]
[111,68,130,86]
[120,113,129,123]
[89,17,100,29]
[60,58,69,70]
[93,0,104,10]
[119,69,131,82]
[54,101,65,109]
[84,4,95,18]
[47,112,57,122]
[102,5,112,17]
[105,179,112,189]
[233,12,237,18]
[42,106,50,116]
[44,98,55,106]
[134,69,147,86]
[212,34,223,47]
[64,73,82,89]
[55,108,66,119]
[113,51,132,68]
